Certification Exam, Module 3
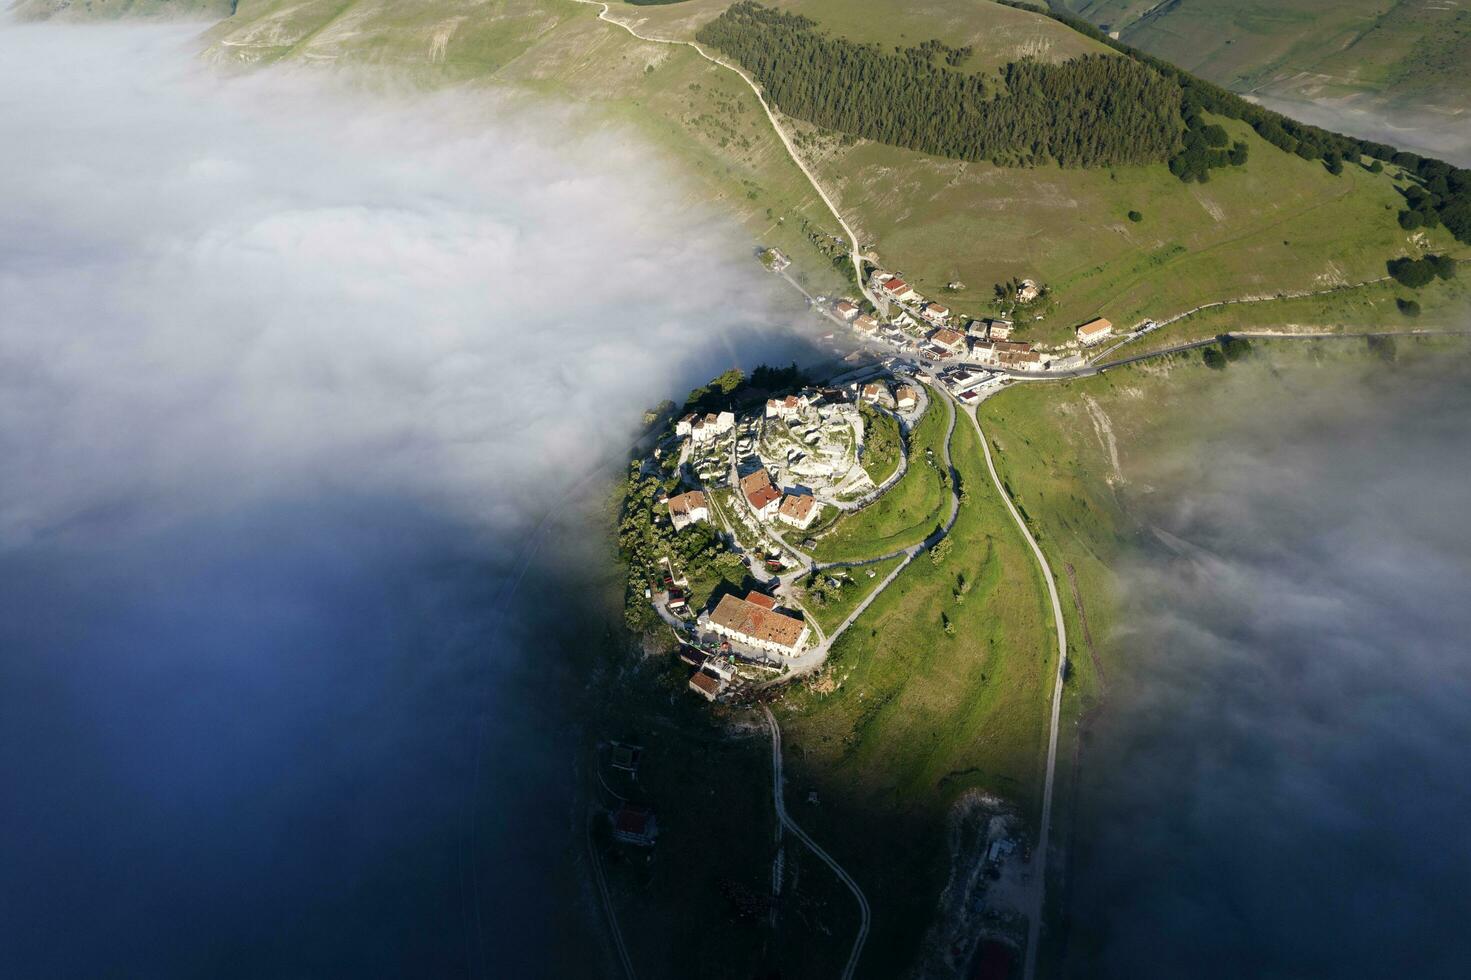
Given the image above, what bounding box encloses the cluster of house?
[858,379,918,412]
[739,467,821,531]
[676,410,736,444]
[829,267,1126,373]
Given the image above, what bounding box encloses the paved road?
[763,705,871,980]
[960,402,1068,980]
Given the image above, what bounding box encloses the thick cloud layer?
[0,23,818,978]
[1248,93,1471,168]
[1065,355,1471,977]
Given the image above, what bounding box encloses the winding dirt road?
[566,0,877,306]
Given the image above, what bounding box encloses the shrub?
[1220,335,1253,361]
[1388,256,1436,288]
[1202,347,1227,370]
[1398,210,1423,230]
[1430,254,1458,280]
[1127,210,1143,223]
[1396,297,1421,317]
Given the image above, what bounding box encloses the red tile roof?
[709,594,806,649]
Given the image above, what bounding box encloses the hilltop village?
[618,251,1158,706]
[619,362,934,702]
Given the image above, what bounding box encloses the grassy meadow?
[801,110,1464,342]
[797,553,906,635]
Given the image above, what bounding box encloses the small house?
[1076,317,1113,346]
[610,804,659,846]
[777,493,820,530]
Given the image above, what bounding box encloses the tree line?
[998,0,1471,242]
[695,1,1183,168]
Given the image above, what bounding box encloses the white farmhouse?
[666,490,709,531]
[703,591,810,657]
[777,493,820,530]
[740,468,783,521]
[1076,317,1114,346]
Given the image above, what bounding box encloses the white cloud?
[0,22,813,546]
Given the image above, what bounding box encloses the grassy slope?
[810,396,947,563]
[1067,0,1471,114]
[799,105,1463,343]
[648,0,1464,344]
[203,0,1466,345]
[625,0,1104,69]
[798,553,905,634]
[779,408,1057,976]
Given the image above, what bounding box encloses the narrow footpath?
[566,0,877,306]
[960,402,1067,980]
[763,705,871,980]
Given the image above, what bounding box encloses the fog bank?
[1065,354,1471,977]
[0,24,819,977]
[1248,93,1471,168]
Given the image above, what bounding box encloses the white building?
[740,468,782,520]
[880,277,917,303]
[765,394,808,419]
[666,490,709,530]
[703,591,810,657]
[777,493,820,530]
[690,410,736,443]
[859,381,894,407]
[895,385,919,411]
[1076,317,1114,346]
[833,299,860,321]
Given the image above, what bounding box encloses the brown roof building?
[688,670,721,701]
[740,469,782,518]
[777,493,820,529]
[666,490,708,530]
[1076,317,1114,345]
[706,591,810,656]
[611,804,658,846]
[930,327,966,352]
